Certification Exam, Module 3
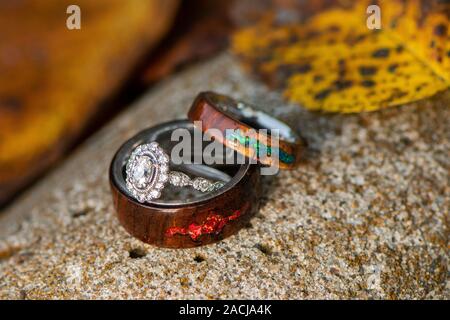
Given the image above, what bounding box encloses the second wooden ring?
[188,91,303,170]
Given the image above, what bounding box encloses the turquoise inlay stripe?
[226,130,295,164]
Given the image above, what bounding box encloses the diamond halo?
[125,142,169,203]
[125,142,225,203]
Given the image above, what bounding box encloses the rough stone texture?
[0,53,448,299]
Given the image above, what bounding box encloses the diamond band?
[169,171,225,192]
[125,142,225,203]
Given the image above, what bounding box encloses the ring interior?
[204,92,299,144]
[111,120,251,207]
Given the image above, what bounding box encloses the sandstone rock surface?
[0,54,448,299]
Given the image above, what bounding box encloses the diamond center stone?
[132,156,153,188]
[125,142,171,202]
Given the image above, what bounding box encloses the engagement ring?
[125,141,224,203]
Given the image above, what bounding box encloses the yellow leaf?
[232,0,450,113]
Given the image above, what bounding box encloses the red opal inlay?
[165,210,242,241]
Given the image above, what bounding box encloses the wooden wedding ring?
[109,120,261,248]
[188,92,303,170]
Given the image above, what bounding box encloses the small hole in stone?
[20,290,27,299]
[193,254,206,263]
[17,251,33,264]
[72,209,88,218]
[245,222,253,229]
[129,248,146,259]
[255,243,272,255]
